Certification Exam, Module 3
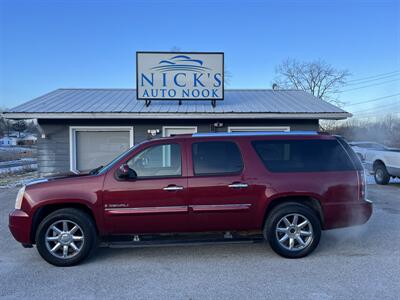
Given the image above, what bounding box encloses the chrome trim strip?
[190,204,252,212]
[105,205,188,215]
[228,183,249,188]
[163,186,184,191]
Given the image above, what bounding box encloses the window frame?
[126,142,184,180]
[69,126,134,174]
[191,140,244,177]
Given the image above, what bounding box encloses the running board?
[101,233,264,248]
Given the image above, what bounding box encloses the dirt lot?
[0,184,399,299]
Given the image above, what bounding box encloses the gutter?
[2,112,352,120]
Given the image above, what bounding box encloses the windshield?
[97,143,142,175]
[370,143,387,150]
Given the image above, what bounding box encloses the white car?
[350,141,400,185]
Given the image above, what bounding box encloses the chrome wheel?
[275,213,313,251]
[45,220,84,259]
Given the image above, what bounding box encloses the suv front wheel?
[35,208,97,266]
[264,203,321,258]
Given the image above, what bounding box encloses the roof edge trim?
[2,112,352,120]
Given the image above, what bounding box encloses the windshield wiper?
[89,165,103,175]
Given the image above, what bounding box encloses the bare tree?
[323,114,400,147]
[12,120,27,138]
[224,66,232,87]
[274,59,349,106]
[0,110,13,136]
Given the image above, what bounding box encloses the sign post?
[136,52,224,107]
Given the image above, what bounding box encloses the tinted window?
[192,141,243,175]
[252,139,355,172]
[127,143,181,177]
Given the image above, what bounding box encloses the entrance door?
[102,141,189,234]
[163,126,197,137]
[228,126,290,132]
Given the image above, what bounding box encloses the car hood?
[25,172,91,186]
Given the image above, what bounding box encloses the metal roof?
[4,88,351,120]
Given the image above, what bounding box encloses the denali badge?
[105,203,129,208]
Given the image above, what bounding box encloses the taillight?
[358,170,366,200]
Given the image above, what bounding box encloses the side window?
[127,143,181,178]
[252,139,354,172]
[192,141,243,175]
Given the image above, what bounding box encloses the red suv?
[9,131,372,266]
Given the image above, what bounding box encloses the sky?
[0,0,399,119]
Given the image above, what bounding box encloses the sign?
[136,52,224,101]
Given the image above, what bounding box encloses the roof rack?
[192,131,319,137]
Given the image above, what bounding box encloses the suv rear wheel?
[374,163,390,185]
[35,208,97,266]
[264,203,321,258]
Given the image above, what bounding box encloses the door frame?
[227,126,290,132]
[69,126,134,173]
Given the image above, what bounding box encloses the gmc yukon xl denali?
[9,131,372,266]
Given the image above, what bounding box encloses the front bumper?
[9,209,32,245]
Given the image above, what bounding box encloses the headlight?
[15,186,26,209]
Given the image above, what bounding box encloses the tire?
[35,208,97,266]
[264,203,321,258]
[374,164,390,185]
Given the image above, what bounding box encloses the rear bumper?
[323,201,373,230]
[9,209,32,245]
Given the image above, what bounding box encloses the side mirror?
[116,164,137,180]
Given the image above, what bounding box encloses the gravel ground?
[0,184,399,299]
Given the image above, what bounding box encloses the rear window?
[252,139,355,172]
[192,141,243,175]
[335,136,363,171]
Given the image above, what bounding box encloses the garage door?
[71,127,133,172]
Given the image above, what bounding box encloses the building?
[0,136,18,146]
[20,134,38,145]
[4,88,351,175]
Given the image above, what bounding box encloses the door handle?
[228,183,249,188]
[163,185,184,191]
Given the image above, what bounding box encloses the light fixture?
[147,129,160,137]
